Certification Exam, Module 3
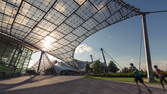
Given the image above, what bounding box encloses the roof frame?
[0,0,141,62]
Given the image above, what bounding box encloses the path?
[0,75,166,94]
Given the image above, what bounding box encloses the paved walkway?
[0,75,166,94]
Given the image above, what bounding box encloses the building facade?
[0,34,33,78]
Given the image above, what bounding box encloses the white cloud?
[75,43,93,54]
[130,58,134,62]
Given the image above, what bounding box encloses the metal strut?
[141,13,154,82]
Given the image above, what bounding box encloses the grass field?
[84,75,166,84]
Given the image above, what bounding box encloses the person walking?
[130,63,151,93]
[154,65,167,90]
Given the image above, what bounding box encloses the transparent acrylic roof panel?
[0,0,140,62]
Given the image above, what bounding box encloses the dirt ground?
[0,75,166,94]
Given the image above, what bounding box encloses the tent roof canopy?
[0,0,141,61]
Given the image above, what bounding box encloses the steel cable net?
[0,0,141,62]
[31,53,55,72]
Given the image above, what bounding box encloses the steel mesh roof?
[0,0,141,61]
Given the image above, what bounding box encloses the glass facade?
[0,34,33,78]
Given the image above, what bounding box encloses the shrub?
[91,72,147,78]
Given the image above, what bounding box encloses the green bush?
[0,63,19,79]
[90,72,167,78]
[91,72,147,77]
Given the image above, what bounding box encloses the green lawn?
[84,75,164,84]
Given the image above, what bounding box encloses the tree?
[121,67,131,73]
[85,64,91,73]
[44,67,56,75]
[92,60,103,74]
[108,61,119,73]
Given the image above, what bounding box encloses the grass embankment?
[84,75,165,84]
[85,75,133,82]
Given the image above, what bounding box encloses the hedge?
[91,72,147,77]
[90,72,167,78]
[0,63,21,79]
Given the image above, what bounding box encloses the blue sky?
[74,0,167,70]
[30,0,167,70]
